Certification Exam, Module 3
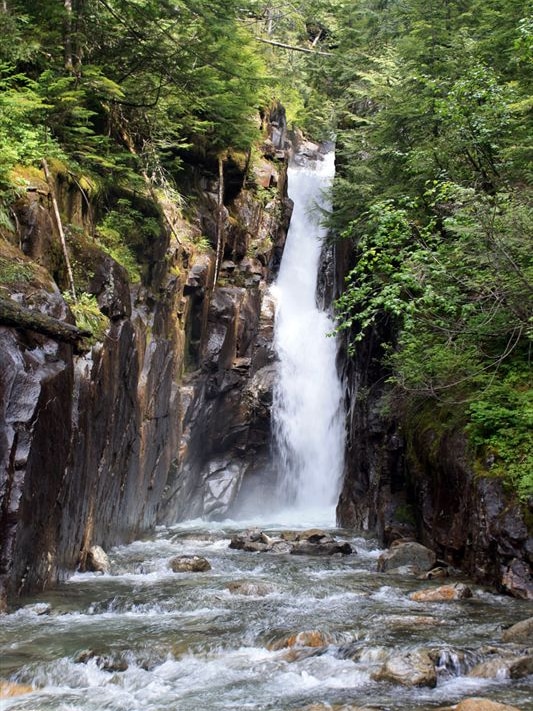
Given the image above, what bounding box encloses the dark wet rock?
[372,649,437,687]
[83,546,111,574]
[229,529,352,556]
[509,655,533,678]
[410,583,473,602]
[377,542,436,574]
[75,649,128,672]
[290,541,352,556]
[502,617,533,644]
[419,566,450,580]
[169,555,211,573]
[88,254,131,320]
[227,581,276,596]
[298,528,329,542]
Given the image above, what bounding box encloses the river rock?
[169,555,211,572]
[377,542,436,574]
[501,558,533,600]
[268,630,334,650]
[410,583,472,602]
[0,681,34,698]
[372,649,437,687]
[229,529,352,556]
[455,700,524,711]
[227,581,276,596]
[509,655,533,678]
[290,541,352,556]
[22,602,51,615]
[419,566,450,580]
[85,545,111,574]
[502,617,533,644]
[75,649,128,672]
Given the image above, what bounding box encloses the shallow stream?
[1,518,532,710]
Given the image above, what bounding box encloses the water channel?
[1,519,532,710]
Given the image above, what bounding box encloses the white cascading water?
[271,150,345,523]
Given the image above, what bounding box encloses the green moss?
[0,255,36,284]
[63,291,109,345]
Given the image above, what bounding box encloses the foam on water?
[271,151,345,522]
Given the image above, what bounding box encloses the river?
[1,519,531,710]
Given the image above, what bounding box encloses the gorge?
[0,0,532,708]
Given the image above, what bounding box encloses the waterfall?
[271,150,345,523]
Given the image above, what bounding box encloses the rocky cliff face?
[0,195,186,605]
[159,181,292,522]
[0,119,290,606]
[334,240,532,600]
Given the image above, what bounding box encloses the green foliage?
[96,199,160,283]
[327,0,533,501]
[63,291,109,345]
[468,370,533,501]
[0,255,36,284]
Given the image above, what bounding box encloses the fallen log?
[0,296,90,344]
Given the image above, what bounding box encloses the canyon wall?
[0,118,290,607]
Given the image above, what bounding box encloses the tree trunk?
[0,297,90,344]
[64,0,74,72]
[41,158,77,300]
[213,155,225,288]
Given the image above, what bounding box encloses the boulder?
[22,602,51,615]
[455,699,524,711]
[372,649,437,687]
[377,542,436,574]
[501,558,533,600]
[502,617,533,644]
[410,583,472,602]
[0,681,34,698]
[227,581,276,596]
[84,545,111,574]
[169,555,211,573]
[509,655,533,679]
[290,541,352,556]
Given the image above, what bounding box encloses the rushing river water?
[1,519,532,710]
